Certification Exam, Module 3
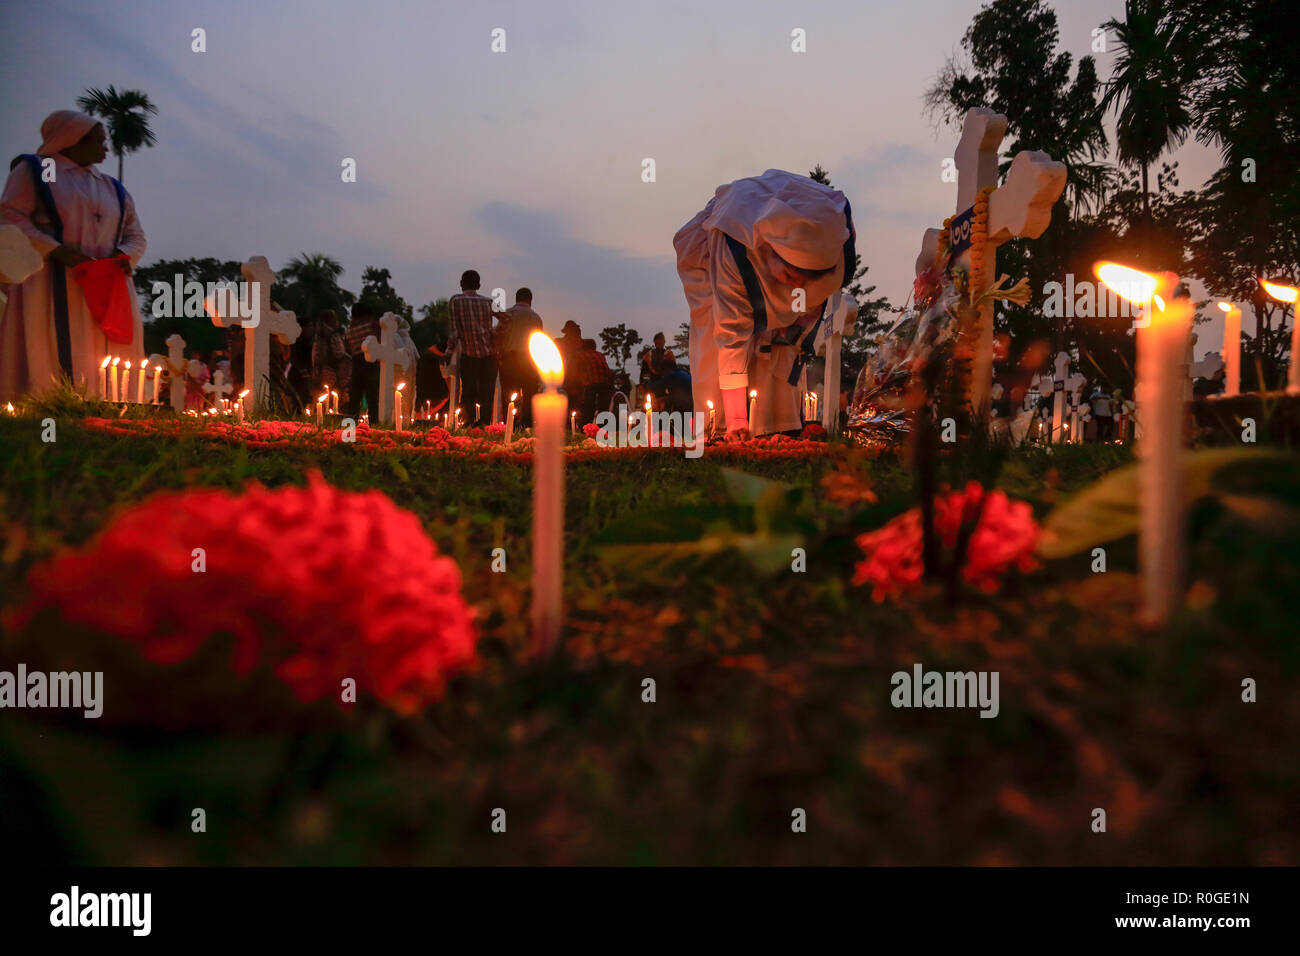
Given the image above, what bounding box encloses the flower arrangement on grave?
[8,472,478,715]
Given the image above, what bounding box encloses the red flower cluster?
[9,472,477,713]
[852,482,1040,602]
[582,422,600,438]
[801,423,827,440]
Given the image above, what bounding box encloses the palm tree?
[75,86,158,182]
[1099,1,1191,224]
[275,253,353,320]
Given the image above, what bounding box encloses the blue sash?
[20,154,126,378]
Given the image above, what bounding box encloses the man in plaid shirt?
[446,269,498,426]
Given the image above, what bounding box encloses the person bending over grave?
[0,110,148,402]
[674,169,855,439]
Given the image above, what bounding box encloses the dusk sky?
[1,0,1224,353]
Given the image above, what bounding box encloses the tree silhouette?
[76,86,158,182]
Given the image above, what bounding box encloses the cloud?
[476,200,681,308]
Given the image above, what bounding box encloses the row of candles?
[97,356,162,404]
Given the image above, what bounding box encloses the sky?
[0,0,1227,355]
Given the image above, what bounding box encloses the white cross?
[165,334,187,412]
[1050,351,1070,443]
[814,290,857,434]
[915,107,1067,417]
[208,256,300,408]
[203,369,233,407]
[362,313,412,426]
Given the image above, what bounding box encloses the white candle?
[1217,302,1241,397]
[529,332,566,654]
[505,391,518,443]
[122,360,132,404]
[316,391,328,426]
[570,409,577,434]
[136,361,147,404]
[748,388,757,427]
[475,402,481,423]
[395,382,406,431]
[99,356,110,400]
[1097,264,1191,624]
[237,388,249,424]
[110,357,121,403]
[706,399,715,437]
[152,364,162,404]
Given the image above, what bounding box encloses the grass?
[1,405,1297,865]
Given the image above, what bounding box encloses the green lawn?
[1,410,1297,865]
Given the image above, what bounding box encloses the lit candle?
[330,389,339,416]
[121,360,132,404]
[99,356,110,400]
[706,399,715,437]
[1217,301,1241,397]
[316,391,328,426]
[748,388,757,427]
[110,357,121,403]
[529,331,566,654]
[505,391,518,443]
[237,388,249,424]
[455,407,463,429]
[1097,263,1192,626]
[136,361,147,404]
[1261,279,1299,393]
[395,381,406,431]
[570,409,577,434]
[475,402,481,423]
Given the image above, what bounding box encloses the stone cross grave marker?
[203,369,233,409]
[207,256,300,409]
[813,290,858,434]
[165,333,187,412]
[362,313,412,426]
[914,107,1067,417]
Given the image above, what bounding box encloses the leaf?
[1039,448,1299,559]
[387,458,409,482]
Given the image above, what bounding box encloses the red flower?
[9,472,477,713]
[801,423,827,439]
[582,422,599,437]
[852,482,1040,602]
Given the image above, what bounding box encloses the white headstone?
[1051,351,1070,443]
[362,312,412,426]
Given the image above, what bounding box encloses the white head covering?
[38,109,101,157]
[702,169,850,273]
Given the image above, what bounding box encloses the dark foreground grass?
[1,414,1297,865]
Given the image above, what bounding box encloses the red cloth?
[69,255,134,345]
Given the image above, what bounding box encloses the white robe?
[674,169,850,436]
[0,154,147,402]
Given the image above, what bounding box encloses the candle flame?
[396,382,406,391]
[528,331,564,388]
[1217,301,1233,312]
[318,392,329,403]
[1261,279,1298,303]
[124,360,131,370]
[1095,262,1159,305]
[238,389,250,399]
[100,356,111,369]
[706,399,714,409]
[510,392,519,402]
[749,389,757,399]
[111,356,120,367]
